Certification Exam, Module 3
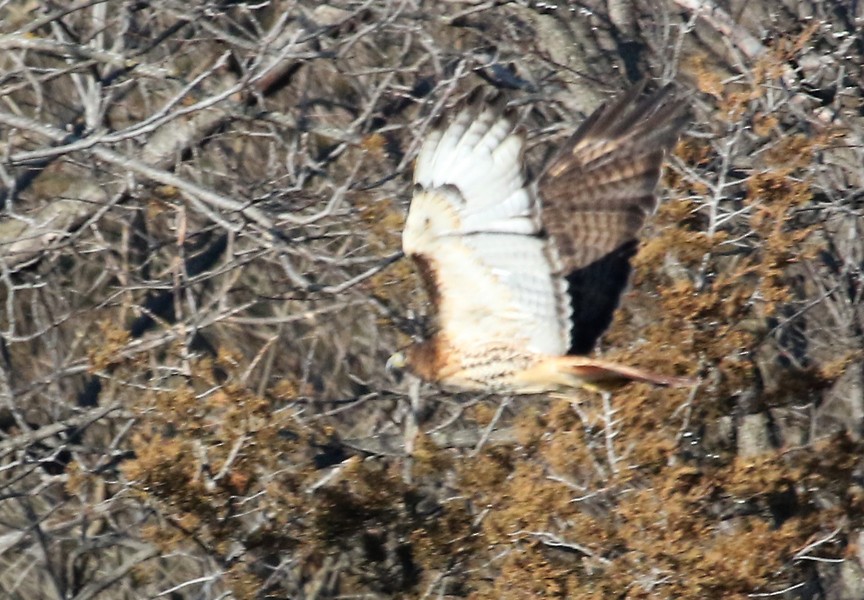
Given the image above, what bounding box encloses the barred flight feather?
[391,83,694,394]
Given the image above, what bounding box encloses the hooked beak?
[386,351,407,383]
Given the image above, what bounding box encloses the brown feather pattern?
[540,82,688,272]
[539,82,689,355]
[412,253,442,326]
[392,82,693,393]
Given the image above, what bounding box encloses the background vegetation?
[1,0,862,598]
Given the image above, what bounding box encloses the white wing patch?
[406,100,570,356]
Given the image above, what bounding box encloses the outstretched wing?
[539,82,689,355]
[404,92,570,357]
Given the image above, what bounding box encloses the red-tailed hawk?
[387,82,692,394]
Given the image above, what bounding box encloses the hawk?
[387,82,692,394]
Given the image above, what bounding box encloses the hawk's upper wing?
[539,82,689,355]
[404,93,570,356]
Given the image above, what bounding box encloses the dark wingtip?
[544,79,690,179]
[606,80,688,140]
[430,110,446,131]
[465,85,485,108]
[502,105,519,126]
[486,89,508,113]
[447,86,509,127]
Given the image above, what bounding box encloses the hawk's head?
[386,339,443,385]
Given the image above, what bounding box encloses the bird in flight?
[387,82,692,394]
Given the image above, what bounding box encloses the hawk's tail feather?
[549,355,695,391]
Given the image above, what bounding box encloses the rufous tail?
[551,355,695,392]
